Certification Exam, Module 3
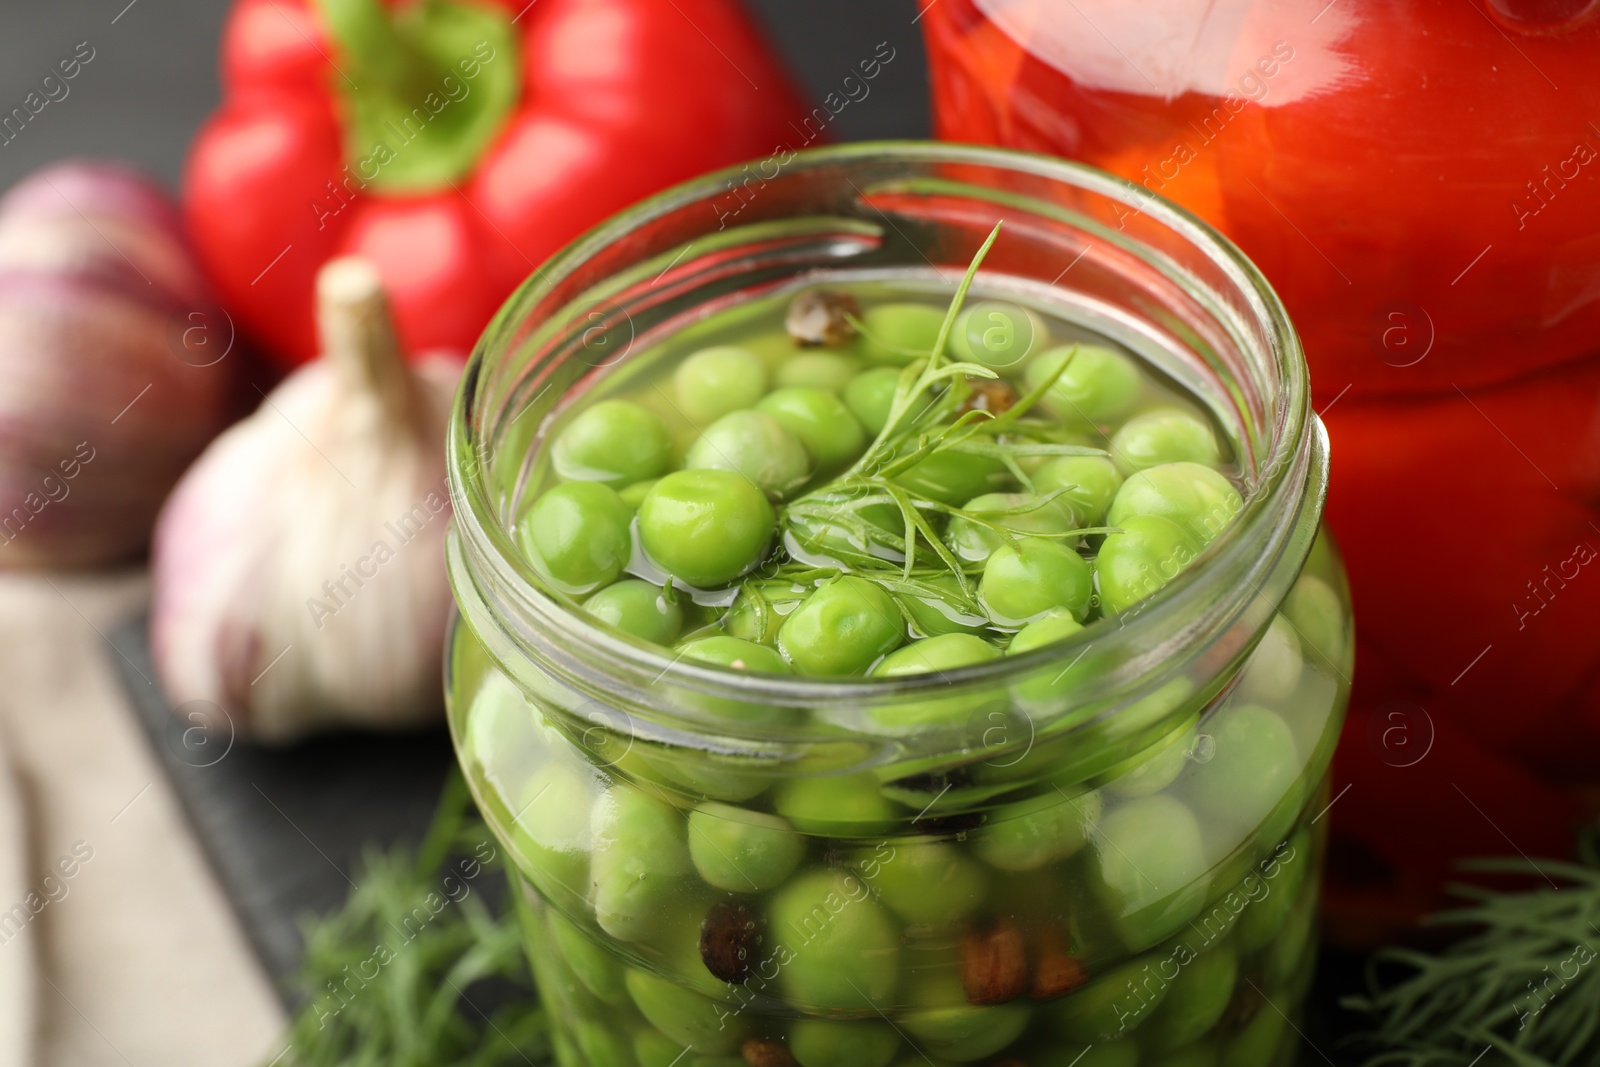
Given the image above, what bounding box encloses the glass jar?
[920,0,1600,940]
[445,144,1351,1067]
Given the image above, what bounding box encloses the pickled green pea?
[1186,704,1300,836]
[680,635,791,676]
[722,582,809,644]
[980,539,1093,625]
[1034,455,1123,525]
[1027,344,1143,426]
[465,669,537,776]
[1094,515,1202,614]
[757,387,868,472]
[770,869,900,1013]
[1235,828,1312,953]
[950,302,1042,369]
[901,1000,1029,1060]
[1005,613,1091,711]
[860,839,987,925]
[844,366,905,435]
[894,450,1010,506]
[583,580,684,645]
[552,399,673,487]
[1108,462,1242,548]
[591,786,692,942]
[856,302,946,365]
[1263,872,1319,989]
[1105,719,1195,798]
[1143,942,1238,1050]
[674,345,768,425]
[520,481,634,593]
[1284,574,1348,670]
[549,910,629,1005]
[638,470,776,588]
[1052,954,1170,1042]
[895,575,989,638]
[1224,995,1289,1067]
[945,492,1078,564]
[778,576,905,676]
[975,789,1101,872]
[618,478,659,509]
[509,761,596,904]
[1156,1039,1219,1067]
[777,351,863,392]
[871,634,1002,729]
[1095,794,1209,950]
[625,968,745,1053]
[685,410,812,500]
[1237,615,1304,703]
[773,773,898,836]
[791,1019,900,1067]
[1110,408,1222,473]
[687,802,803,892]
[573,1018,635,1067]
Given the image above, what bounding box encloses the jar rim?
[447,141,1319,719]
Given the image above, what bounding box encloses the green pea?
[465,669,537,777]
[687,802,803,892]
[791,1018,900,1067]
[1185,704,1300,838]
[1237,615,1304,704]
[1094,794,1209,950]
[1027,343,1143,427]
[1156,1039,1219,1067]
[573,1018,635,1067]
[1108,462,1242,550]
[685,410,812,500]
[945,492,1078,564]
[1037,1042,1138,1067]
[1284,574,1348,671]
[856,302,947,365]
[777,351,864,392]
[633,1030,747,1067]
[583,580,684,645]
[844,366,905,435]
[638,470,775,588]
[893,450,1011,506]
[1224,996,1289,1067]
[902,994,1029,1060]
[552,399,673,487]
[618,478,660,509]
[949,301,1043,369]
[548,909,629,1005]
[757,387,868,472]
[1005,613,1092,712]
[980,539,1093,625]
[591,786,692,942]
[1144,942,1238,1050]
[520,481,634,594]
[679,635,790,676]
[1052,954,1170,1042]
[895,575,989,639]
[722,582,809,644]
[859,838,987,925]
[773,773,899,836]
[508,761,595,905]
[674,345,768,425]
[869,634,1002,730]
[1235,829,1312,953]
[769,868,900,1014]
[1094,514,1202,614]
[778,576,905,676]
[625,968,745,1053]
[1110,408,1222,473]
[1263,878,1319,990]
[1033,455,1124,525]
[975,789,1101,872]
[1105,718,1195,798]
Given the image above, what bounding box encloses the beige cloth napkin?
[0,570,285,1066]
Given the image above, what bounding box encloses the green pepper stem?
[314,0,444,100]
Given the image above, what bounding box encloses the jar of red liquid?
[921,0,1600,943]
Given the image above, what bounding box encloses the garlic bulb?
[0,161,235,567]
[150,257,462,742]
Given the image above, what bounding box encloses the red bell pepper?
[185,0,809,366]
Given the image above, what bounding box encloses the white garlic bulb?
[150,257,462,742]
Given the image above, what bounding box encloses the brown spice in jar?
[701,899,764,984]
[960,916,1029,1005]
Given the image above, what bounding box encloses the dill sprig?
[271,773,547,1067]
[1346,836,1600,1067]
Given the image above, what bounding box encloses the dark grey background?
[0,0,930,192]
